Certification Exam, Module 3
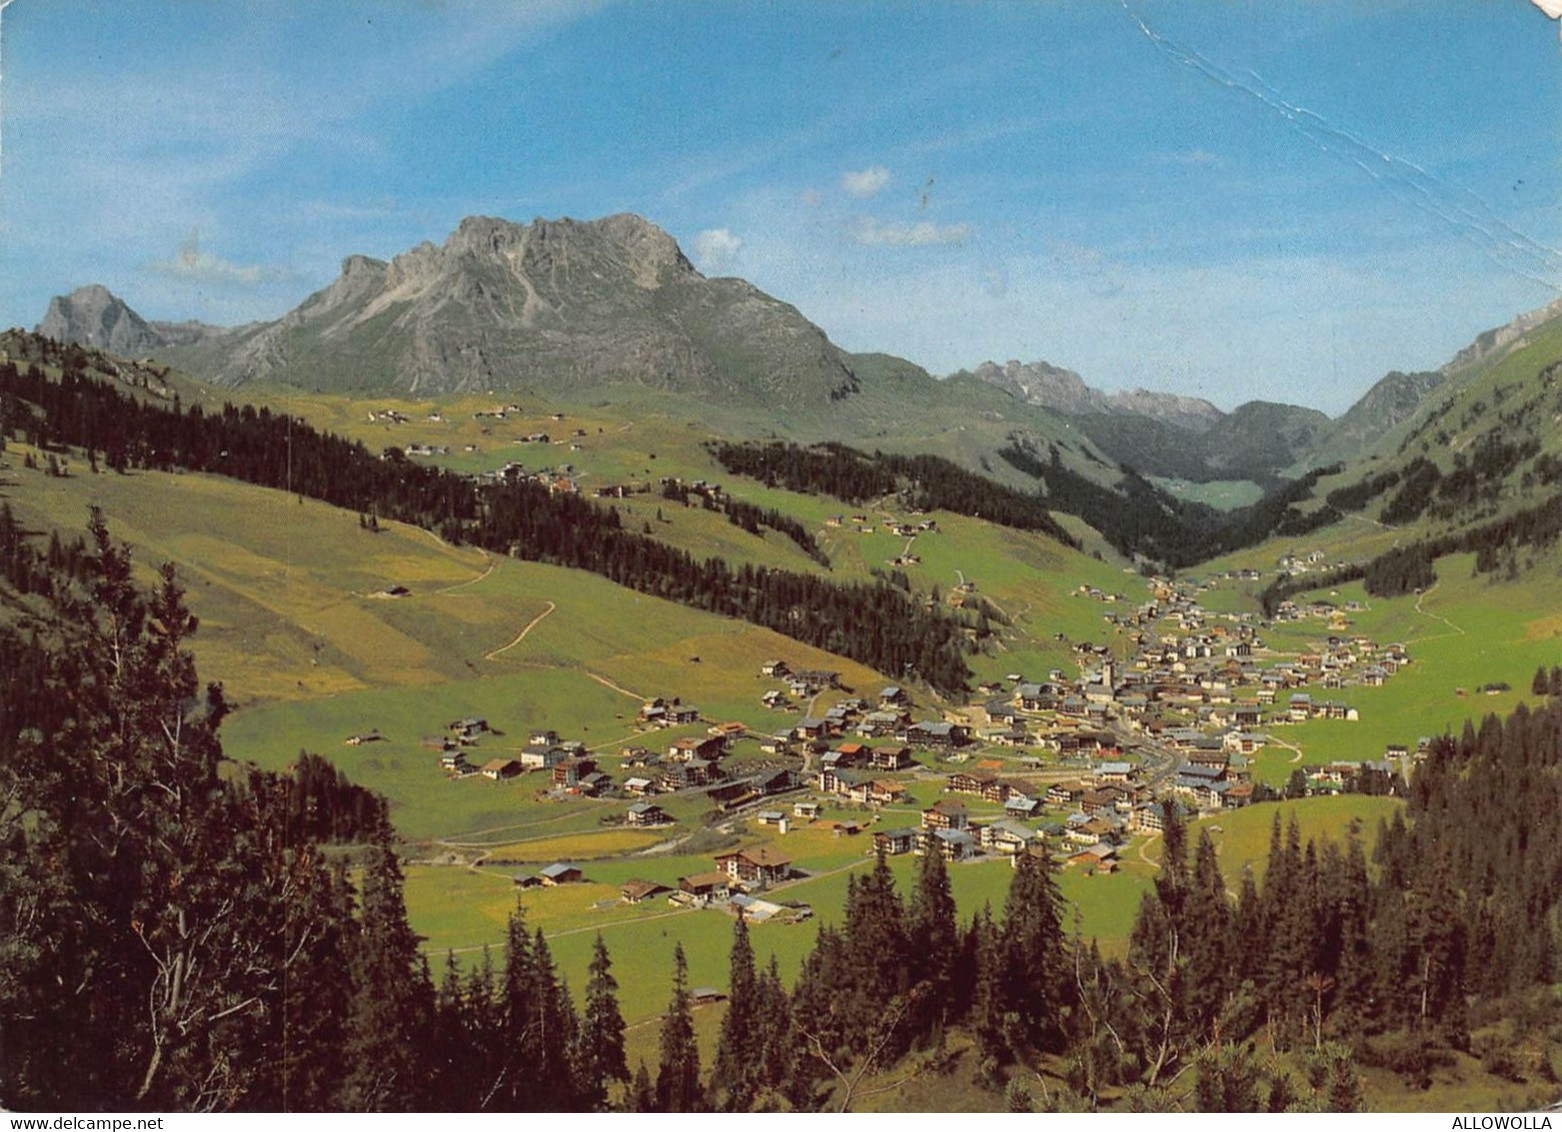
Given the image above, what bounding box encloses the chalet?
[793,669,841,691]
[823,706,853,730]
[873,827,920,856]
[714,846,792,887]
[677,871,731,905]
[625,802,669,826]
[1288,694,1313,722]
[1004,795,1041,818]
[1094,761,1135,785]
[623,775,656,796]
[1186,744,1229,772]
[760,659,790,678]
[439,751,471,774]
[669,735,725,762]
[619,877,670,904]
[818,765,860,797]
[481,758,522,781]
[1224,731,1267,755]
[947,771,995,797]
[1223,782,1255,809]
[1135,800,1189,833]
[793,800,821,820]
[1079,788,1123,817]
[923,827,978,861]
[451,716,490,736]
[857,710,908,738]
[981,820,1041,855]
[539,863,583,886]
[746,767,797,796]
[794,717,829,741]
[906,721,969,750]
[758,733,792,756]
[708,721,749,744]
[552,757,596,789]
[421,735,457,752]
[868,745,913,771]
[922,799,969,831]
[866,780,907,806]
[879,686,909,708]
[345,729,386,746]
[1046,781,1088,806]
[832,742,870,766]
[520,744,569,770]
[756,810,787,828]
[986,698,1022,725]
[575,772,611,797]
[1070,843,1119,870]
[661,759,718,791]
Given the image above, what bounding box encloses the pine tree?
[1002,849,1071,1052]
[1532,665,1549,697]
[969,904,1008,1061]
[576,933,628,1110]
[339,827,435,1111]
[712,914,760,1109]
[630,1061,656,1112]
[1183,830,1232,1036]
[656,944,703,1112]
[907,843,959,1031]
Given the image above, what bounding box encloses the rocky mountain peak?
[37,285,161,355]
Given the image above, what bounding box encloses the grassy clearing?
[1141,796,1404,884]
[477,829,667,862]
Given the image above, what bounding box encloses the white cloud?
[145,229,293,287]
[841,166,891,198]
[853,219,973,247]
[693,227,744,273]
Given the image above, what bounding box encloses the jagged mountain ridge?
[137,214,862,409]
[963,359,1224,432]
[963,354,1452,486]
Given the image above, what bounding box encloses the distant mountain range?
[37,211,1558,493]
[951,357,1444,488]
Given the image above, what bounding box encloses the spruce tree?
[969,904,1008,1061]
[712,914,760,1109]
[576,933,628,1110]
[1002,849,1071,1051]
[339,828,435,1111]
[907,843,959,1031]
[656,943,703,1112]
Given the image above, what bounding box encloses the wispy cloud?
[853,218,972,247]
[842,166,891,199]
[145,229,297,287]
[692,227,743,273]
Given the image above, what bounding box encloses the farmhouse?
[922,799,969,831]
[873,827,920,856]
[480,758,522,780]
[676,871,731,906]
[625,802,669,826]
[539,864,583,886]
[714,846,793,888]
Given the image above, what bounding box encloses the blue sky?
[1,1,1559,414]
